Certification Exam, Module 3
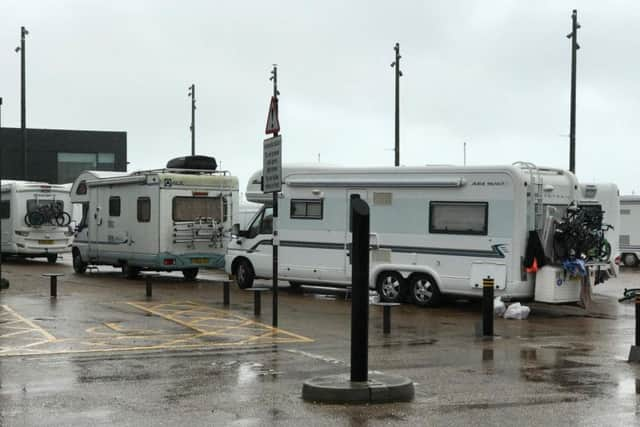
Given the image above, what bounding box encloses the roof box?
[166,155,217,171]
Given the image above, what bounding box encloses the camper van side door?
[244,207,273,277]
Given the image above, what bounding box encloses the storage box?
[534,265,581,303]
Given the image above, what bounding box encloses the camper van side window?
[137,197,151,222]
[429,201,488,235]
[109,197,121,217]
[0,200,9,219]
[290,199,323,220]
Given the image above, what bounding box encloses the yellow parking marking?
[0,300,313,357]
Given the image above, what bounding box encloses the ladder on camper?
[173,218,223,248]
[513,161,544,231]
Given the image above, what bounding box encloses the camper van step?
[166,155,217,171]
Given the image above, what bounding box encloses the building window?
[429,201,488,235]
[57,152,116,183]
[137,197,151,222]
[109,197,121,217]
[290,199,323,219]
[0,200,10,219]
[172,197,222,222]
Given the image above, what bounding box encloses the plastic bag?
[494,297,506,317]
[503,302,531,320]
[369,291,380,304]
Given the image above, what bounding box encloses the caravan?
[1,180,74,263]
[619,195,640,267]
[70,157,239,279]
[225,162,597,306]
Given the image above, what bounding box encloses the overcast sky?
[1,0,639,194]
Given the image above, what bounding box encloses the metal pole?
[270,64,279,328]
[50,276,57,298]
[567,10,580,174]
[482,276,494,336]
[464,142,467,166]
[254,291,261,316]
[146,276,152,298]
[350,197,370,382]
[391,43,402,167]
[223,281,230,306]
[383,305,391,334]
[189,84,195,156]
[19,27,28,180]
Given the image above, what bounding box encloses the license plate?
[38,240,54,245]
[191,258,209,265]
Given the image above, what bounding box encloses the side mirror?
[231,223,240,237]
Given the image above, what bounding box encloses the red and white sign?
[265,96,280,135]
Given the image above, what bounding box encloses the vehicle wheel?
[72,251,87,274]
[623,253,638,267]
[289,281,303,291]
[409,274,442,307]
[182,268,199,281]
[376,271,405,303]
[46,254,58,264]
[123,263,141,279]
[235,259,255,289]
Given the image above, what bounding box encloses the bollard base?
[629,345,640,363]
[0,278,9,290]
[302,373,414,404]
[474,321,497,339]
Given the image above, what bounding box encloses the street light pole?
[391,43,403,167]
[188,84,196,156]
[567,10,580,174]
[15,27,28,179]
[269,64,280,328]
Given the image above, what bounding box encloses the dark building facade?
[0,127,127,184]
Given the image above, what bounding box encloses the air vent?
[620,235,630,246]
[621,209,631,215]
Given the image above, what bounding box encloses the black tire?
[623,253,638,267]
[409,274,442,307]
[235,259,255,289]
[376,271,405,303]
[25,211,45,226]
[73,251,87,274]
[55,212,72,227]
[289,281,303,290]
[182,268,199,281]
[46,254,58,264]
[123,263,141,279]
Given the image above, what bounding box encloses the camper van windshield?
[173,196,224,222]
[27,199,64,213]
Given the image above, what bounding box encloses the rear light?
[163,258,175,266]
[15,230,29,236]
[615,255,621,266]
[192,191,208,196]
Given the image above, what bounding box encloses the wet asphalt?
[0,257,639,426]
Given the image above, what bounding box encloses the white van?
[1,180,74,263]
[70,157,239,279]
[225,162,589,306]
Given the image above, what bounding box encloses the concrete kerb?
[302,373,414,404]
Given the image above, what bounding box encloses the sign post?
[265,64,281,328]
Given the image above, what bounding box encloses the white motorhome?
[1,180,74,263]
[619,195,640,267]
[70,159,239,279]
[225,162,589,306]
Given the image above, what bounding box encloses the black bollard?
[482,276,494,337]
[223,281,230,306]
[350,197,370,383]
[50,276,57,298]
[636,294,640,346]
[383,305,391,334]
[254,291,261,316]
[146,276,152,298]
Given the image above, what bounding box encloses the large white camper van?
[225,163,605,306]
[1,180,74,263]
[70,157,239,279]
[619,195,640,267]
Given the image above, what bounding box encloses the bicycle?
[24,203,71,227]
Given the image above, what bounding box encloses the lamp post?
[188,84,196,156]
[391,43,403,167]
[567,10,580,174]
[15,26,28,180]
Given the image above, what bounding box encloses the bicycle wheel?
[26,211,45,226]
[599,240,611,262]
[55,212,71,226]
